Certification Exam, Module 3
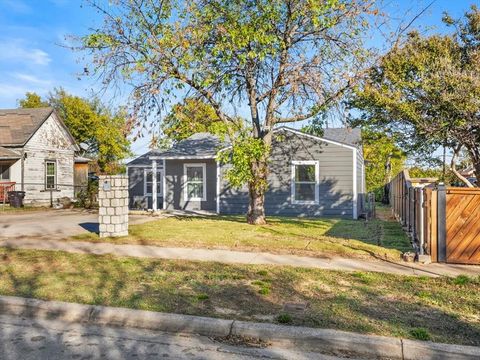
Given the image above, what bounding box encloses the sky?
[0,0,477,158]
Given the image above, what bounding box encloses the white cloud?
[13,73,52,85]
[0,39,51,66]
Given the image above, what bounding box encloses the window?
[45,161,56,189]
[291,161,319,204]
[0,164,10,180]
[184,163,206,201]
[144,169,163,196]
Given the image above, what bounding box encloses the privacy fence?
[389,169,480,265]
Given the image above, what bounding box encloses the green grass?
[74,215,412,261]
[0,248,478,346]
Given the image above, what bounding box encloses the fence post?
[437,184,447,262]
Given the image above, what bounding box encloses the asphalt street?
[0,314,348,360]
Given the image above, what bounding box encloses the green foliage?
[162,98,231,142]
[409,328,431,341]
[196,293,209,301]
[19,90,131,174]
[453,275,472,286]
[276,313,293,324]
[18,92,49,108]
[76,180,99,209]
[350,6,480,180]
[362,129,405,200]
[217,131,270,192]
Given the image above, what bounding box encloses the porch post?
[152,159,157,212]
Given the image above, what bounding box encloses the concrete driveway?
[0,209,155,240]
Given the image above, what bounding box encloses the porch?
[0,182,16,203]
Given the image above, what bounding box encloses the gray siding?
[128,165,163,210]
[164,159,217,211]
[220,130,356,217]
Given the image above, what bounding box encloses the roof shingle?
[0,107,54,146]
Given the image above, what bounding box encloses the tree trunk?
[246,160,268,225]
[247,182,267,225]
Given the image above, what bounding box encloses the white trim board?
[352,148,358,219]
[183,163,207,201]
[150,155,216,160]
[275,126,358,151]
[291,160,320,205]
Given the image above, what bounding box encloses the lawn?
[0,204,49,213]
[75,215,412,261]
[0,248,478,346]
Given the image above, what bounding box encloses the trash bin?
[7,191,26,208]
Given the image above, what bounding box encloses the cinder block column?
[98,175,129,237]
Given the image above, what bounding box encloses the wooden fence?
[388,170,480,264]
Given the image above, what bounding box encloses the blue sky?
[0,0,476,156]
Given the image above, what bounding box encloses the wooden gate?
[445,188,480,264]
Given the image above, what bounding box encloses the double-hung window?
[184,163,206,201]
[45,161,56,190]
[144,169,162,196]
[291,161,319,204]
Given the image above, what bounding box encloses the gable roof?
[0,107,54,146]
[0,107,78,150]
[149,133,225,160]
[141,127,361,161]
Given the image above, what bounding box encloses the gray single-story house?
[127,126,365,218]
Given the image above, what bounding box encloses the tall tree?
[361,129,405,200]
[350,6,480,186]
[18,90,131,174]
[162,98,232,142]
[18,92,49,108]
[79,0,378,224]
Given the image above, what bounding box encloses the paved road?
[0,314,344,360]
[0,210,155,240]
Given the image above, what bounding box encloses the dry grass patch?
[0,248,478,346]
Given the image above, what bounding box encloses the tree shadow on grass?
[0,247,479,351]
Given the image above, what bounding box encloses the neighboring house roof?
[0,107,78,149]
[144,127,361,161]
[323,128,361,147]
[74,156,93,164]
[0,146,21,160]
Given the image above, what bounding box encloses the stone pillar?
[98,175,129,237]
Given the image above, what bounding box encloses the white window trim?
[45,161,57,190]
[144,169,163,196]
[291,160,319,205]
[183,163,207,201]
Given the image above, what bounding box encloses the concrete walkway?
[1,238,479,277]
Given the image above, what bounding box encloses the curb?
[0,295,479,360]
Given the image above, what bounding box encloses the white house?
[0,107,79,205]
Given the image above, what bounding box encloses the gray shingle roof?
[149,133,224,159]
[323,128,361,147]
[128,127,362,164]
[127,151,164,166]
